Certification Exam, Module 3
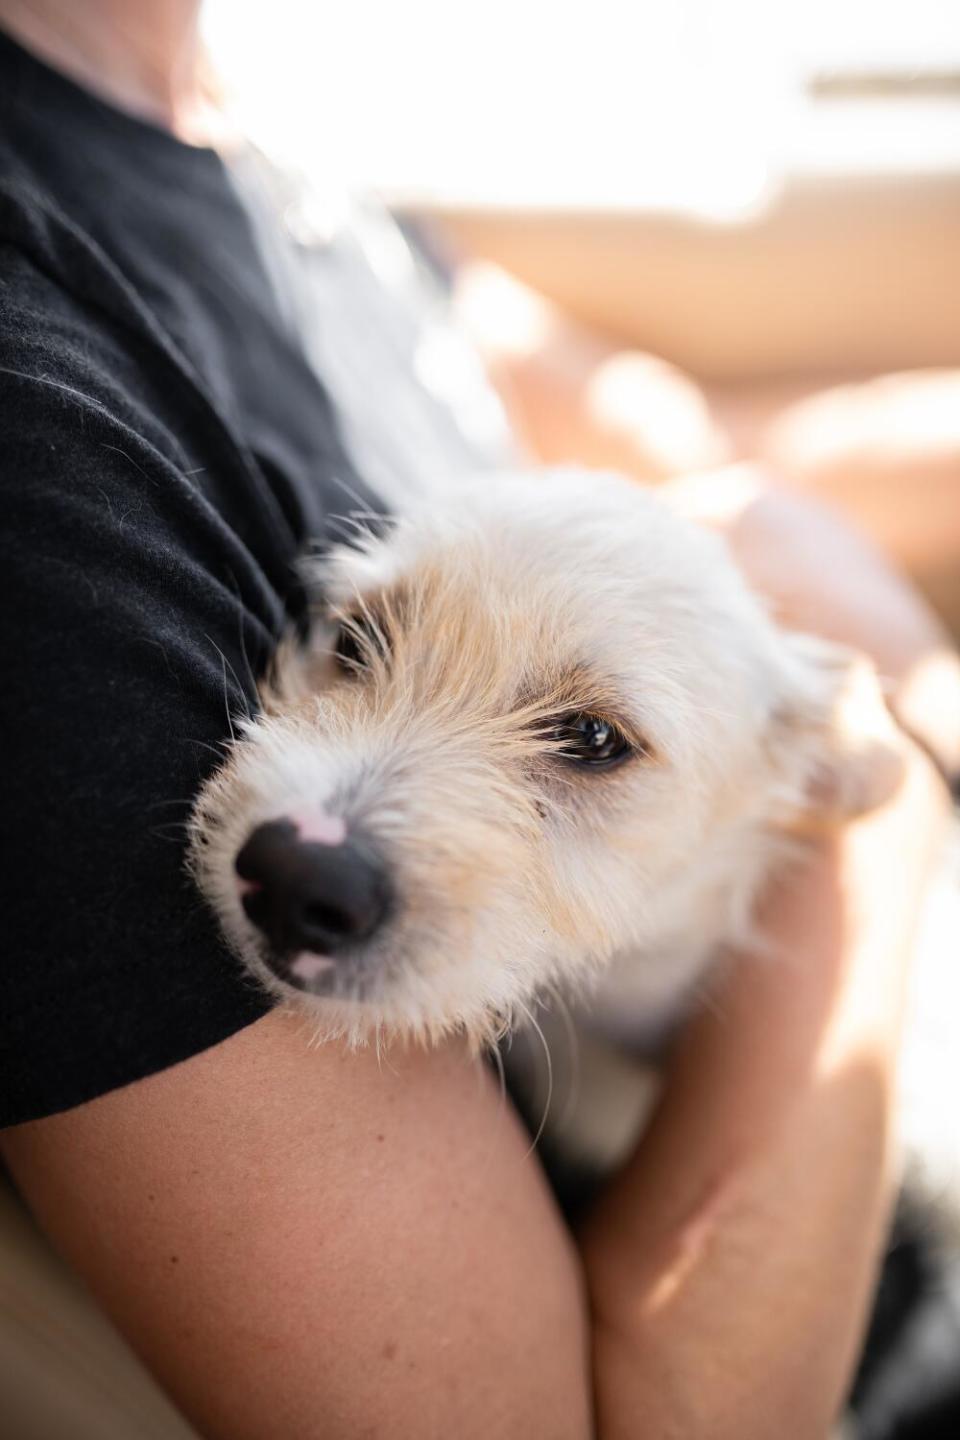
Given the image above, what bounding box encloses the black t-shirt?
[0,30,507,1126]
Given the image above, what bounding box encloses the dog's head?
[189,470,895,1044]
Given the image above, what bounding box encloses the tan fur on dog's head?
[189,470,896,1048]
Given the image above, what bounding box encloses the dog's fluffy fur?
[189,468,894,1054]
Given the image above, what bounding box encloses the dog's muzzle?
[235,817,393,982]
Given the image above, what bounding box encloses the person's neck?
[0,0,217,141]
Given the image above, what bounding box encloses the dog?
[189,467,898,1059]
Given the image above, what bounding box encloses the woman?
[1,2,958,1435]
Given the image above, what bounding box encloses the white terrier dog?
[189,469,897,1066]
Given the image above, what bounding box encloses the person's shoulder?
[0,229,127,389]
[0,231,198,502]
[0,225,88,357]
[0,172,108,329]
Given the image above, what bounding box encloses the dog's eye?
[334,622,366,672]
[550,712,633,768]
[333,614,383,674]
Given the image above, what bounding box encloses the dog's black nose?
[236,819,392,956]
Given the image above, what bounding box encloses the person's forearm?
[582,738,947,1440]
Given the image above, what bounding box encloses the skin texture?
[2,1021,592,1439]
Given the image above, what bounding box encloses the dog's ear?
[770,634,905,829]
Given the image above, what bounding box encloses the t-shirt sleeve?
[0,350,275,1126]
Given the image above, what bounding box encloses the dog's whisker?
[373,1022,401,1076]
[219,648,236,741]
[328,474,383,517]
[474,1040,511,1182]
[326,511,383,543]
[546,986,582,1138]
[489,1038,507,1114]
[186,737,232,763]
[516,999,553,1161]
[223,581,260,714]
[692,978,727,1025]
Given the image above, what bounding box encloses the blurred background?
[204,0,960,637]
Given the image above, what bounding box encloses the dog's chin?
[280,951,343,992]
[259,946,383,1005]
[241,932,519,1049]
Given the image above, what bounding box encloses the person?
[1,3,958,1436]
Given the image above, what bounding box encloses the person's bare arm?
[1,1014,592,1440]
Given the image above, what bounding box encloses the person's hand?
[667,461,960,783]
